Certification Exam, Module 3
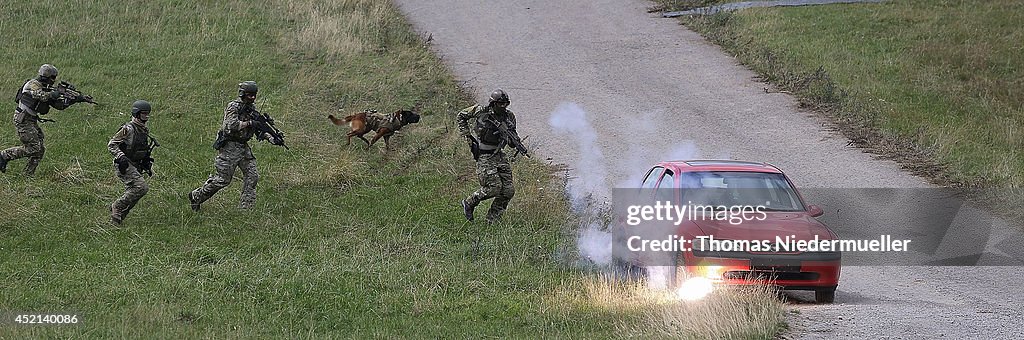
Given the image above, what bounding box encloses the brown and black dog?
[327,109,421,150]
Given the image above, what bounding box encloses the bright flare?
[701,265,724,279]
[675,277,714,301]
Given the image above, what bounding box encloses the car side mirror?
[807,204,824,217]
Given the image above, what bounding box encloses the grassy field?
[661,0,1024,188]
[0,0,783,338]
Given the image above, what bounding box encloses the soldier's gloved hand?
[46,90,61,101]
[114,155,130,174]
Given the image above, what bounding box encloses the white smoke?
[577,222,613,265]
[548,102,609,202]
[547,102,703,277]
[548,103,614,265]
[616,109,662,189]
[645,266,674,290]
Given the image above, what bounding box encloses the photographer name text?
[627,234,911,253]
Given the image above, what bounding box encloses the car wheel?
[671,251,687,289]
[815,289,836,303]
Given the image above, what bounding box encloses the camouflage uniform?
[457,103,520,222]
[190,99,270,209]
[1,78,70,175]
[108,119,152,222]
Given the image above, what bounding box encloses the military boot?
[0,155,7,173]
[188,191,201,211]
[110,204,123,225]
[461,199,475,221]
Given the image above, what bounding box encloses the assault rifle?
[251,108,288,150]
[56,81,97,105]
[480,113,529,159]
[138,137,159,177]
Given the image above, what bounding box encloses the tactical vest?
[17,79,51,115]
[119,123,151,162]
[474,109,505,146]
[223,100,257,143]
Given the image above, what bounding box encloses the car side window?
[656,169,676,201]
[641,167,664,189]
[657,170,676,189]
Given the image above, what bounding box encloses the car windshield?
[678,171,805,211]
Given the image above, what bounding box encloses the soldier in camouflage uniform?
[457,89,526,223]
[188,81,282,211]
[108,100,156,225]
[0,64,78,176]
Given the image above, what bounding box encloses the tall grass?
[572,275,786,339]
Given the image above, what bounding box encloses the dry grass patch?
[284,0,415,56]
[565,274,787,340]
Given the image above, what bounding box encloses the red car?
[638,160,840,303]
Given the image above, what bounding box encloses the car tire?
[815,289,836,303]
[671,251,688,289]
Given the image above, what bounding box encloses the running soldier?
[189,81,284,211]
[457,89,528,223]
[108,100,157,225]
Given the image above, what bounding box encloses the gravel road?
[394,0,1024,338]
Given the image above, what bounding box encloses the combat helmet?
[488,89,509,106]
[38,64,58,82]
[131,100,152,118]
[238,81,258,96]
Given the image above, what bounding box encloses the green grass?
[0,0,785,338]
[671,0,1024,188]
